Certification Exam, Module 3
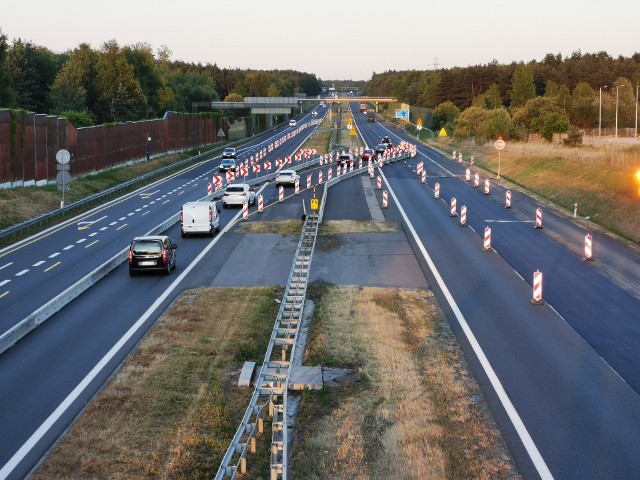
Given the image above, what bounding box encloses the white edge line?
[0,209,247,480]
[378,166,554,480]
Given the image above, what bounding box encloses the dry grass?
[441,141,640,244]
[318,220,402,235]
[235,219,304,235]
[33,286,281,480]
[293,286,518,480]
[302,106,336,153]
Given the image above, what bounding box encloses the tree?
[454,106,488,139]
[432,101,460,131]
[512,96,563,132]
[510,62,536,109]
[61,109,94,127]
[482,108,514,140]
[540,112,570,141]
[49,43,99,115]
[124,43,163,117]
[0,29,16,107]
[224,93,243,102]
[570,81,596,128]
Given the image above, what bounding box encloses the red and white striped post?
[470,155,475,165]
[319,170,323,184]
[382,190,388,208]
[242,201,248,220]
[207,182,212,195]
[421,169,426,184]
[279,185,284,202]
[465,168,470,182]
[458,152,463,163]
[434,182,440,199]
[583,234,594,261]
[573,203,578,218]
[531,270,544,305]
[258,194,264,213]
[336,164,341,177]
[452,150,456,160]
[294,178,299,195]
[505,190,512,209]
[535,208,543,229]
[450,197,458,217]
[460,205,467,226]
[474,173,480,187]
[307,175,311,189]
[328,167,333,181]
[349,161,354,172]
[484,178,491,195]
[483,226,492,251]
[377,175,382,190]
[369,162,374,178]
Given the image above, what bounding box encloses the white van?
[181,201,220,237]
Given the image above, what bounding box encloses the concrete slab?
[289,366,323,390]
[238,361,256,387]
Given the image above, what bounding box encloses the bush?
[562,126,584,147]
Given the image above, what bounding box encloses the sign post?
[56,149,71,207]
[494,137,506,179]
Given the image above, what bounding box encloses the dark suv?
[129,235,177,276]
[337,153,354,166]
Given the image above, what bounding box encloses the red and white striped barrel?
[359,158,363,169]
[319,156,323,166]
[319,170,323,184]
[458,152,463,163]
[279,185,284,202]
[207,182,212,195]
[470,155,475,165]
[460,205,467,226]
[328,167,333,181]
[258,194,264,213]
[450,197,458,217]
[531,270,544,304]
[349,161,354,172]
[295,178,299,195]
[452,150,457,160]
[336,164,341,177]
[421,169,426,184]
[434,182,440,199]
[584,234,593,260]
[382,190,388,208]
[417,161,423,175]
[535,208,543,229]
[307,175,311,189]
[505,190,512,208]
[483,226,492,251]
[484,178,491,195]
[465,168,470,182]
[377,175,382,189]
[242,201,248,220]
[474,173,480,187]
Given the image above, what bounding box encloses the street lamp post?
[146,136,151,161]
[599,86,607,137]
[615,85,626,138]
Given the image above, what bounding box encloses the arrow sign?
[78,215,108,230]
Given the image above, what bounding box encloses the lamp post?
[615,85,626,138]
[146,136,151,161]
[599,86,607,137]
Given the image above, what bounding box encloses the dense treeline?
[0,30,322,126]
[366,51,640,141]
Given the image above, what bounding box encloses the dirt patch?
[235,220,304,235]
[319,220,402,235]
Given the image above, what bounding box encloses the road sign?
[56,149,70,165]
[349,127,357,136]
[56,163,70,171]
[417,118,423,126]
[56,171,71,190]
[495,138,506,150]
[217,128,225,137]
[395,109,409,119]
[311,198,319,210]
[438,128,448,137]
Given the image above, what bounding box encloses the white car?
[223,183,256,208]
[289,119,297,127]
[275,169,300,187]
[311,111,318,116]
[181,201,220,237]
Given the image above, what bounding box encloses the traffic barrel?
[465,168,470,182]
[382,190,388,208]
[474,173,480,187]
[242,201,248,220]
[458,152,463,163]
[207,182,212,195]
[470,155,475,165]
[258,194,264,213]
[279,185,284,202]
[531,270,544,305]
[483,226,492,251]
[583,234,594,261]
[377,175,382,190]
[535,208,543,229]
[484,178,491,195]
[505,190,512,208]
[434,182,440,199]
[295,178,299,195]
[450,197,458,217]
[319,170,323,184]
[452,150,456,160]
[460,205,467,226]
[328,167,333,181]
[307,175,311,189]
[421,169,426,184]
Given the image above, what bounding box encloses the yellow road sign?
[438,128,448,137]
[349,127,357,136]
[311,198,319,210]
[417,118,423,126]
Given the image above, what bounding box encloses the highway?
[0,105,330,480]
[351,103,640,479]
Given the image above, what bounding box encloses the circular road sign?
[495,139,506,150]
[56,149,71,164]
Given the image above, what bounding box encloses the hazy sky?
[2,0,639,81]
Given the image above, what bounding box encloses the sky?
[2,0,639,81]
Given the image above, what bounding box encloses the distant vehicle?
[359,104,367,113]
[361,148,375,161]
[375,144,387,155]
[289,119,297,127]
[381,136,392,145]
[219,158,236,172]
[129,235,177,276]
[223,183,256,208]
[366,110,376,122]
[311,111,318,116]
[275,169,300,187]
[222,147,237,159]
[181,201,220,237]
[337,153,354,166]
[320,101,325,107]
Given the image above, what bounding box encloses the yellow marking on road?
[0,291,8,299]
[85,240,99,248]
[142,211,150,216]
[116,224,128,231]
[44,262,61,272]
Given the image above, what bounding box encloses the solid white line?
[0,263,13,271]
[15,269,29,277]
[0,280,10,287]
[0,208,246,480]
[378,167,554,480]
[32,261,45,267]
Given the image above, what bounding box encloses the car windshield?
[132,240,162,254]
[221,159,234,164]
[279,170,294,175]
[226,186,245,193]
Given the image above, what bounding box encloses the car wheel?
[181,230,186,238]
[129,269,136,277]
[165,262,171,275]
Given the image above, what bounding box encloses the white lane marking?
[162,200,170,205]
[32,261,45,267]
[127,213,135,217]
[150,201,156,204]
[142,204,148,208]
[76,239,86,244]
[99,227,108,231]
[63,245,74,251]
[0,279,10,287]
[15,269,29,277]
[0,206,245,480]
[48,253,60,258]
[89,232,98,237]
[109,222,117,226]
[118,217,126,221]
[485,220,534,223]
[379,168,554,480]
[0,263,13,271]
[135,208,142,212]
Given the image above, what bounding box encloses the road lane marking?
[76,239,86,244]
[48,253,60,258]
[379,167,554,480]
[0,263,13,271]
[178,191,185,195]
[77,215,108,231]
[44,262,61,272]
[89,232,98,237]
[116,224,127,231]
[135,208,142,212]
[142,211,150,216]
[84,240,99,249]
[118,217,126,221]
[127,213,135,217]
[0,291,8,299]
[63,245,73,251]
[32,261,45,267]
[162,200,170,204]
[0,280,10,287]
[16,269,29,276]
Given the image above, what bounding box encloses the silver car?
[275,169,300,187]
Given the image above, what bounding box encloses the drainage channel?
[215,211,319,480]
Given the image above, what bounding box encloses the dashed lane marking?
[0,263,13,271]
[63,245,74,251]
[0,291,8,299]
[32,261,45,267]
[48,253,60,258]
[16,269,29,276]
[0,280,10,287]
